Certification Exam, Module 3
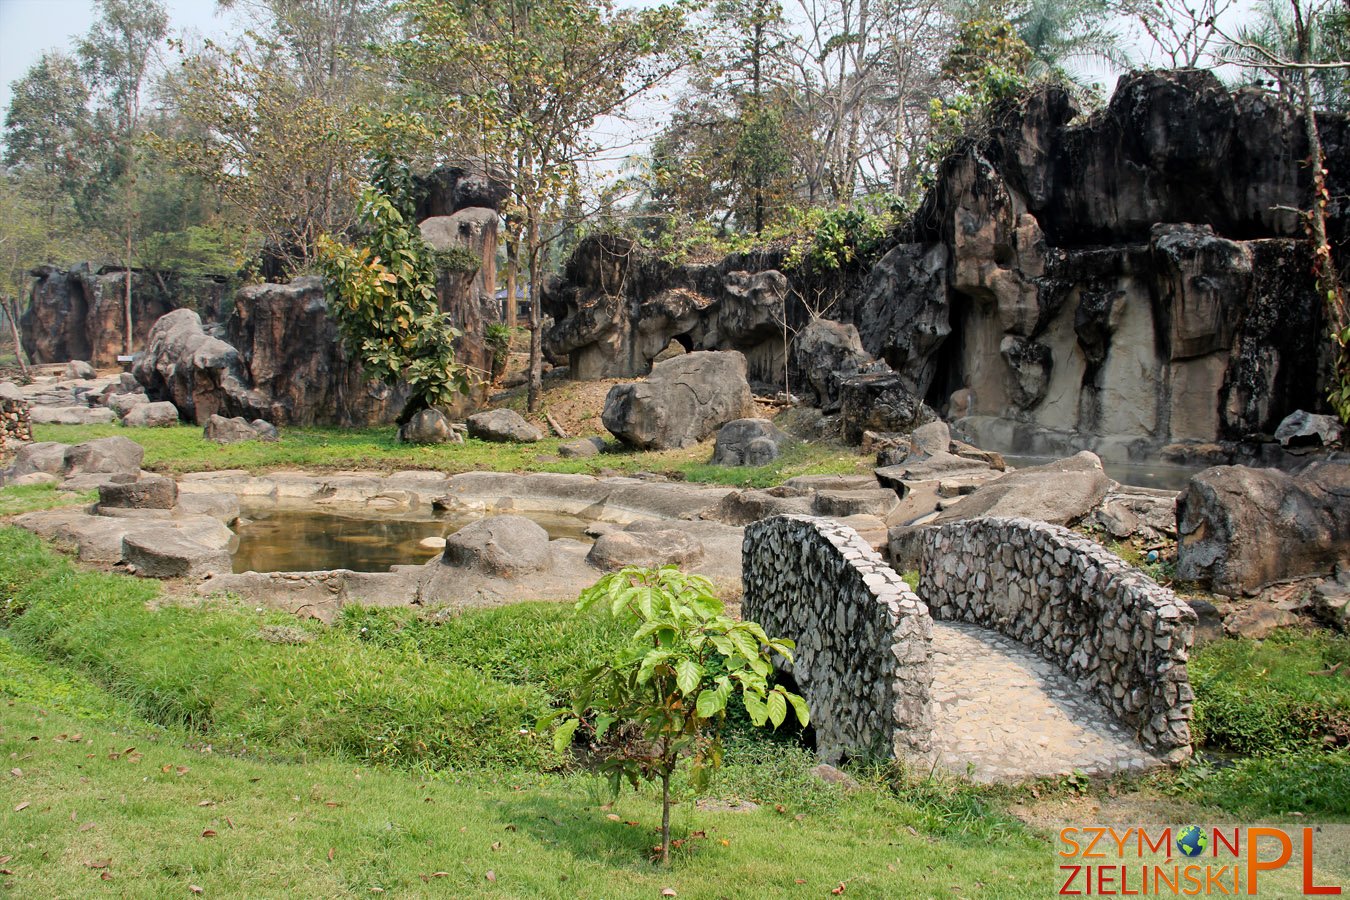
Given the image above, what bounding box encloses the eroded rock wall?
[20,264,231,367]
[742,515,934,762]
[919,517,1195,758]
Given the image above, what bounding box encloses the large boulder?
[441,515,552,577]
[1274,410,1343,448]
[121,401,180,428]
[64,436,144,476]
[586,522,704,571]
[602,351,756,450]
[712,418,788,466]
[467,408,543,443]
[122,524,233,578]
[204,414,270,445]
[1176,462,1350,596]
[838,372,938,445]
[107,391,151,416]
[6,441,70,479]
[398,408,461,445]
[64,360,96,380]
[788,320,877,411]
[929,451,1110,526]
[134,309,268,424]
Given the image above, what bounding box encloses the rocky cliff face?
[20,264,230,367]
[868,69,1335,460]
[542,235,807,389]
[545,70,1338,459]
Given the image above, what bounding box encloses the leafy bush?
[1162,751,1350,819]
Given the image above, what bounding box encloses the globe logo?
[1177,825,1208,858]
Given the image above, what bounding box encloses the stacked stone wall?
[919,517,1195,757]
[742,515,933,762]
[1,398,33,453]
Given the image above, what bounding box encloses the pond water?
[231,507,595,574]
[1003,456,1203,492]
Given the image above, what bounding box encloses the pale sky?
[0,0,235,114]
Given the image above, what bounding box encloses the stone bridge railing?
[742,515,933,763]
[919,517,1195,760]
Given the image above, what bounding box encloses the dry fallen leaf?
[201,829,217,838]
[429,872,451,878]
[485,870,496,882]
[84,859,111,870]
[100,872,112,882]
[327,848,335,862]
[189,886,203,895]
[79,823,96,832]
[719,839,730,847]
[13,802,29,812]
[661,889,678,897]
[794,879,806,885]
[491,841,501,851]
[8,768,20,778]
[606,814,621,821]
[832,882,847,895]
[197,800,213,807]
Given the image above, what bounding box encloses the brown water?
[231,507,595,574]
[1002,456,1202,492]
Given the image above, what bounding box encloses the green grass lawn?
[0,528,1055,898]
[31,422,866,488]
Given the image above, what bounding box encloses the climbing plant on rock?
[317,158,473,415]
[543,565,808,865]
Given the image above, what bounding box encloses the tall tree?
[2,53,92,226]
[391,0,694,411]
[78,0,169,356]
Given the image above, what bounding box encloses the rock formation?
[20,264,230,367]
[602,350,757,449]
[543,71,1339,459]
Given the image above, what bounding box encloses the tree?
[317,158,473,417]
[390,0,695,412]
[1130,0,1236,69]
[544,566,808,865]
[2,52,92,226]
[76,0,170,356]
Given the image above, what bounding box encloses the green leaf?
[742,692,768,727]
[675,658,703,695]
[594,713,617,741]
[786,692,810,728]
[696,689,727,718]
[766,690,788,728]
[552,717,579,755]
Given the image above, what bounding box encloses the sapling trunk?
[660,769,672,866]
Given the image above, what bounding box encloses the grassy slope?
[31,423,865,488]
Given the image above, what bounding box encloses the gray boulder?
[134,309,268,425]
[204,414,267,444]
[64,436,144,476]
[838,372,938,445]
[7,441,69,478]
[98,476,178,511]
[467,408,543,443]
[707,487,814,525]
[1176,462,1350,596]
[398,408,460,445]
[586,523,704,571]
[559,436,606,458]
[789,320,876,411]
[0,381,24,402]
[712,418,788,466]
[107,391,150,416]
[122,401,180,428]
[441,515,551,577]
[929,451,1110,526]
[909,420,951,456]
[812,489,900,519]
[64,360,95,380]
[602,350,756,450]
[1274,410,1343,448]
[251,419,280,442]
